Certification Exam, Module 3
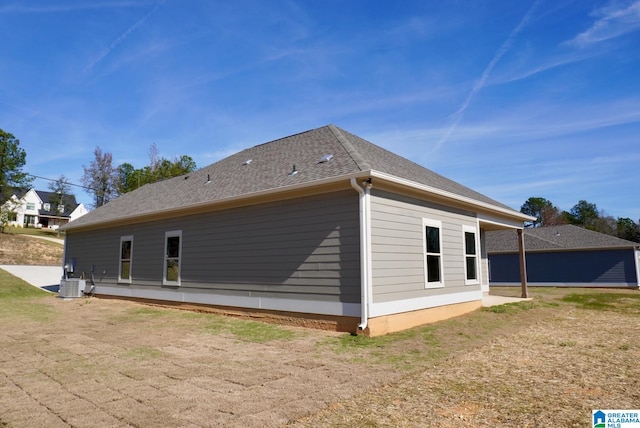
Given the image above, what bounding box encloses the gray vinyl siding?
[489,249,638,286]
[369,189,481,303]
[64,190,361,304]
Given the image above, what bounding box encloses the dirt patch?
[0,286,638,427]
[0,295,400,428]
[0,233,63,265]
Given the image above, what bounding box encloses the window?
[119,236,133,283]
[164,231,182,285]
[423,219,444,288]
[58,204,64,213]
[463,226,479,284]
[26,202,35,210]
[43,203,50,211]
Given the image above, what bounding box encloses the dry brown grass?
[0,233,63,265]
[1,237,638,427]
[293,288,640,427]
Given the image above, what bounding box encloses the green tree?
[81,146,117,208]
[520,197,563,227]
[116,144,197,195]
[617,217,640,242]
[591,212,616,236]
[0,129,32,205]
[566,200,599,230]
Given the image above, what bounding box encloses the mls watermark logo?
[593,410,640,428]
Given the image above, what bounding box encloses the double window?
[164,230,182,285]
[423,219,444,288]
[119,236,133,283]
[423,220,480,287]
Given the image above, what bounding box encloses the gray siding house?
[487,225,640,288]
[61,125,533,335]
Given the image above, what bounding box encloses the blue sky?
[1,0,639,219]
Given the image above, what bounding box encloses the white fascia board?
[64,168,533,230]
[369,170,535,223]
[64,171,370,231]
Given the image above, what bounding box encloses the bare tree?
[81,147,117,208]
[47,175,73,213]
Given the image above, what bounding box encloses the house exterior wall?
[12,189,41,227]
[367,189,483,314]
[489,249,639,287]
[63,190,362,316]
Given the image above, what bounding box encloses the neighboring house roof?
[486,224,640,253]
[35,190,79,217]
[64,125,528,231]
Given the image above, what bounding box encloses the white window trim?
[462,225,480,285]
[423,218,444,289]
[163,230,182,286]
[118,235,133,284]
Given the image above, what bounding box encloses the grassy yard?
[1,225,64,238]
[0,273,638,427]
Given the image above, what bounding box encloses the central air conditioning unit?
[59,278,86,298]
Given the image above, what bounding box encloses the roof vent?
[205,174,212,184]
[318,154,333,163]
[243,159,252,165]
[288,165,298,176]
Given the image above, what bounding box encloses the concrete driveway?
[0,265,62,293]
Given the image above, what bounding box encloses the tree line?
[520,197,640,243]
[80,144,196,207]
[0,128,196,222]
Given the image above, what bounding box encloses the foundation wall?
[93,295,480,337]
[93,294,361,333]
[365,300,482,337]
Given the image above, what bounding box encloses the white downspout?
[351,178,372,332]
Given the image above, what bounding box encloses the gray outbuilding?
[487,225,640,288]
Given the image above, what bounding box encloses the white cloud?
[0,1,151,14]
[435,0,542,151]
[81,1,164,74]
[569,0,640,46]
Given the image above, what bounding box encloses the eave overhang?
[62,169,533,233]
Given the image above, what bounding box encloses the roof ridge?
[327,125,370,172]
[523,230,563,248]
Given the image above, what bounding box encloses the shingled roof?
[35,190,79,217]
[64,125,523,230]
[486,224,640,253]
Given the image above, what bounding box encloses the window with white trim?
[119,236,133,283]
[164,230,182,285]
[423,219,444,288]
[463,226,479,284]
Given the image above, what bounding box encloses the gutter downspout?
[350,178,373,332]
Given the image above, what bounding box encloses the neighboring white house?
[3,188,88,229]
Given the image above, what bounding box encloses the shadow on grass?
[561,292,640,314]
